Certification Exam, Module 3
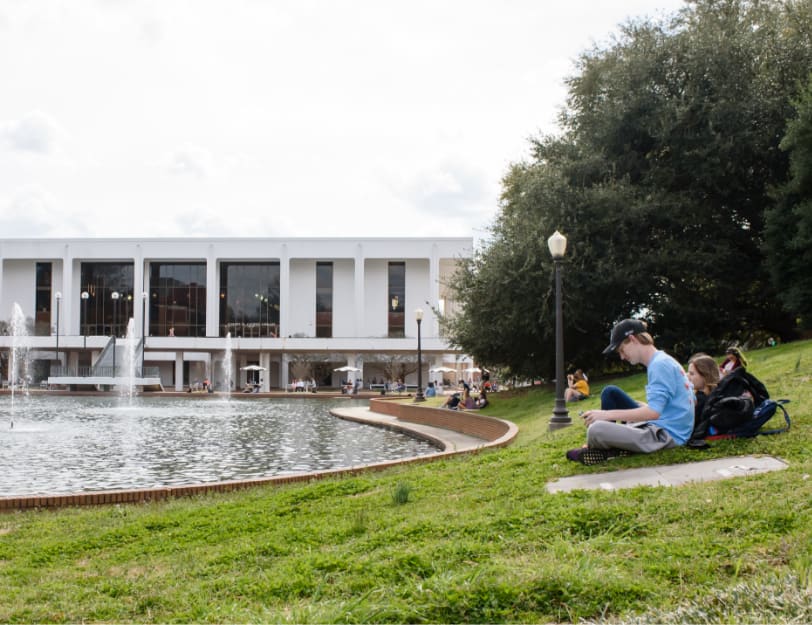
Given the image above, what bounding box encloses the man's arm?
[582,404,660,425]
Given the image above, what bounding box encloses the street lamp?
[81,291,89,349]
[55,291,62,374]
[414,308,425,402]
[548,230,571,429]
[141,291,148,375]
[111,291,120,378]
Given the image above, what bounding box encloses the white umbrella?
[333,365,361,372]
[240,365,267,371]
[430,366,457,373]
[463,367,481,374]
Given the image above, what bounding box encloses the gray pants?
[587,421,677,453]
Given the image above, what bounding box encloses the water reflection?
[0,395,437,496]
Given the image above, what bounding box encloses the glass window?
[219,263,280,337]
[79,263,135,337]
[388,262,405,338]
[149,263,206,337]
[316,262,333,338]
[34,262,52,336]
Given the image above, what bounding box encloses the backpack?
[712,398,791,439]
[691,368,790,440]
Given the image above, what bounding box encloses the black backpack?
[691,368,790,440]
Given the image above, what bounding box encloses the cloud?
[161,144,214,178]
[0,187,64,236]
[397,159,494,220]
[0,111,62,154]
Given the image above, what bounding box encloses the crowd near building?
[0,237,472,392]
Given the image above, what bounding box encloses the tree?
[445,0,812,378]
[766,73,812,328]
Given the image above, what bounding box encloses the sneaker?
[566,447,631,465]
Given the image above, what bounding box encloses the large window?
[316,262,333,338]
[219,262,280,337]
[79,263,135,337]
[34,262,52,336]
[388,262,405,338]
[149,263,206,337]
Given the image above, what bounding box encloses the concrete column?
[354,243,364,337]
[60,244,73,336]
[428,243,440,338]
[260,352,271,392]
[206,244,218,337]
[280,353,289,390]
[175,352,184,391]
[279,243,290,337]
[133,244,145,339]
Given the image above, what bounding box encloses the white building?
[0,237,472,391]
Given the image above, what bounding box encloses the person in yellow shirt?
[565,368,590,402]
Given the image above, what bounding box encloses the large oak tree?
[444,0,812,379]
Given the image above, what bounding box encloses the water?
[123,317,137,400]
[222,332,233,396]
[9,302,31,428]
[0,395,437,496]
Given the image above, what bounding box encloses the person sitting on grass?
[686,353,720,429]
[443,392,461,410]
[564,369,590,402]
[566,318,695,465]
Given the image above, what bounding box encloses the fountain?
[122,317,137,400]
[8,303,31,428]
[222,332,233,397]
[0,395,437,497]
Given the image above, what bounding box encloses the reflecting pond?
[0,395,438,496]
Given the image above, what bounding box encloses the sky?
[0,0,686,241]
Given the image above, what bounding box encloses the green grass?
[1,342,810,623]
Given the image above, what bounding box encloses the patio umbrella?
[333,366,361,372]
[240,365,267,371]
[430,366,457,373]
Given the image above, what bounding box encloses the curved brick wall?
[367,397,516,444]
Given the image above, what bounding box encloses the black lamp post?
[81,291,89,349]
[141,291,148,375]
[55,291,62,374]
[111,291,120,378]
[414,308,425,402]
[548,230,571,429]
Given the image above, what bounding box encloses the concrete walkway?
[546,455,789,493]
[330,405,488,452]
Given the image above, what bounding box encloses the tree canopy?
[444,0,812,379]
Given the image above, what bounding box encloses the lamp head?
[415,308,424,322]
[55,291,62,300]
[81,291,89,300]
[547,230,567,259]
[111,291,120,300]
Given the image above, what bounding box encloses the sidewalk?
[330,405,488,452]
[546,455,789,493]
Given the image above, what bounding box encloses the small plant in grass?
[350,508,368,534]
[392,481,411,505]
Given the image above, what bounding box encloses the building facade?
[0,237,472,391]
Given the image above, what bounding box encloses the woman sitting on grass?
[687,353,720,429]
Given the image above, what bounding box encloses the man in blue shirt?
[567,319,695,465]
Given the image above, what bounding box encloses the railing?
[49,366,161,378]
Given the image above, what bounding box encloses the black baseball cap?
[602,319,647,355]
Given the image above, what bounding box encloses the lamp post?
[414,308,425,402]
[141,291,148,375]
[111,291,120,378]
[54,291,62,374]
[81,291,89,349]
[548,230,571,429]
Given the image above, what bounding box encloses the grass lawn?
[0,341,810,623]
